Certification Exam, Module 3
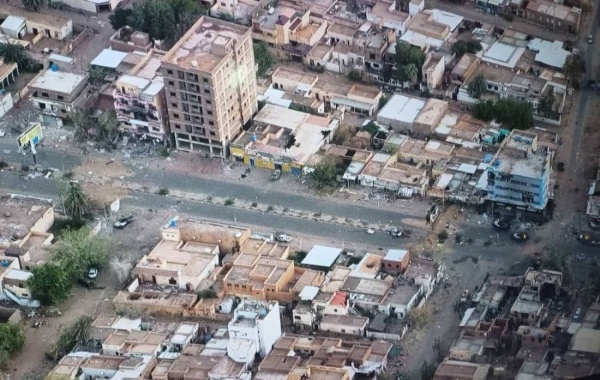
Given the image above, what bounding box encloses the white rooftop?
[302,245,343,268]
[5,268,31,281]
[91,49,128,69]
[1,15,25,32]
[258,87,293,108]
[482,42,525,69]
[378,94,426,124]
[384,249,408,262]
[30,69,86,94]
[118,74,151,90]
[143,78,164,97]
[400,30,444,49]
[428,9,463,32]
[527,38,571,69]
[298,285,320,301]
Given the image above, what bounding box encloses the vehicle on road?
[588,34,593,44]
[511,231,529,242]
[114,215,134,229]
[493,219,510,230]
[88,268,98,279]
[577,233,600,245]
[574,308,582,319]
[0,129,5,137]
[366,228,375,235]
[389,227,402,238]
[276,234,292,243]
[270,169,281,181]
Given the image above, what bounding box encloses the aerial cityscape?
[0,0,599,378]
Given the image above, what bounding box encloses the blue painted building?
[485,130,552,211]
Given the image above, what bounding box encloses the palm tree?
[21,0,45,11]
[0,42,33,71]
[62,181,88,222]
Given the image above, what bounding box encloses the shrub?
[437,230,449,243]
[157,188,169,196]
[224,198,235,206]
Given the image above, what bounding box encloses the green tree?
[451,40,482,57]
[398,63,418,82]
[420,361,437,380]
[347,70,362,81]
[563,54,585,88]
[62,181,88,222]
[97,110,120,142]
[21,0,45,11]
[473,99,533,130]
[310,157,338,189]
[47,316,92,361]
[394,42,425,83]
[109,8,133,30]
[52,227,111,279]
[253,42,274,77]
[467,74,487,99]
[362,121,379,136]
[0,324,25,355]
[0,42,38,72]
[27,262,73,305]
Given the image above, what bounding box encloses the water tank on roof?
[1,260,9,267]
[260,309,267,317]
[51,64,59,72]
[250,133,257,143]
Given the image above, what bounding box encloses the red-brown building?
[382,249,410,274]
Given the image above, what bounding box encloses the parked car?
[588,34,593,44]
[276,234,292,243]
[88,268,98,279]
[574,308,582,319]
[493,219,510,230]
[389,227,402,238]
[577,233,600,245]
[366,228,375,235]
[78,277,95,289]
[270,169,281,181]
[114,215,134,229]
[0,129,5,137]
[512,231,529,242]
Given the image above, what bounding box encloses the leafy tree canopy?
[394,42,425,83]
[310,157,338,189]
[27,262,73,305]
[473,98,534,130]
[0,42,40,72]
[563,54,585,89]
[114,0,208,46]
[0,324,25,355]
[51,227,111,279]
[451,40,482,57]
[467,74,487,99]
[47,316,92,361]
[253,42,274,77]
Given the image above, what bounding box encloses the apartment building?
[113,52,169,141]
[162,16,258,156]
[485,130,552,212]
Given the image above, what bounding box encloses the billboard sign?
[17,123,43,150]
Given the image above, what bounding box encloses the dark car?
[577,233,600,245]
[512,231,529,242]
[389,227,403,238]
[78,277,96,289]
[114,215,134,229]
[493,219,510,230]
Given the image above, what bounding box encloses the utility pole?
[30,139,37,166]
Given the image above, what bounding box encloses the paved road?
[0,170,416,249]
[0,140,429,225]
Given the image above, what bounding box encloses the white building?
[377,94,426,132]
[50,0,122,13]
[227,299,282,361]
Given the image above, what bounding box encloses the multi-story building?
[162,16,258,156]
[28,67,90,119]
[485,130,553,212]
[113,52,169,141]
[227,299,282,360]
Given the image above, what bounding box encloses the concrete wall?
[256,302,282,356]
[26,19,73,40]
[319,321,366,336]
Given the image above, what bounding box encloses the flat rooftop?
[0,4,71,27]
[28,69,86,95]
[164,16,250,72]
[0,195,52,242]
[272,66,318,85]
[378,94,426,125]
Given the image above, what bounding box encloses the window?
[207,110,213,115]
[203,78,209,83]
[208,121,214,126]
[334,309,338,312]
[57,95,64,100]
[170,91,176,97]
[168,80,175,86]
[171,103,178,108]
[182,104,189,112]
[173,113,180,119]
[204,89,210,94]
[206,100,211,105]
[186,125,192,133]
[184,114,191,121]
[167,69,173,75]
[341,329,346,333]
[210,131,216,136]
[41,92,49,98]
[177,70,184,79]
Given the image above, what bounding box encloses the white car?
[0,129,5,137]
[588,34,593,44]
[276,234,292,243]
[574,308,582,319]
[366,228,375,235]
[88,268,98,279]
